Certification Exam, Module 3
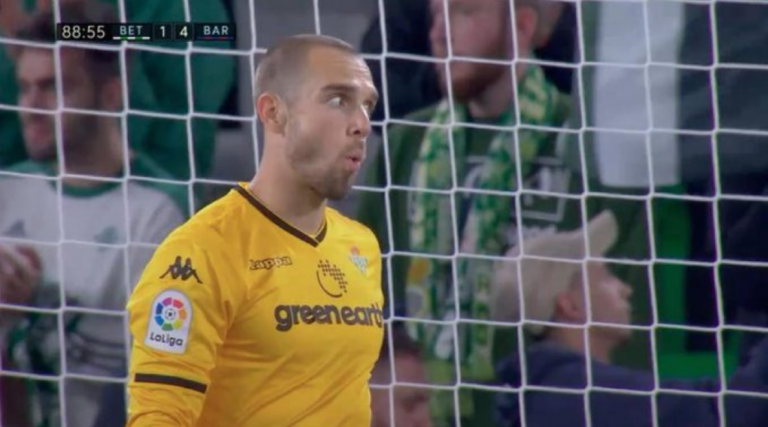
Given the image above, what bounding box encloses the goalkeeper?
[126,34,384,427]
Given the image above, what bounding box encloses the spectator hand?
[0,244,41,307]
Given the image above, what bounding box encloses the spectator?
[0,0,236,181]
[359,0,575,124]
[371,326,432,427]
[492,211,768,427]
[0,3,186,426]
[357,0,575,424]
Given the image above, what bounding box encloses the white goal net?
[1,0,768,426]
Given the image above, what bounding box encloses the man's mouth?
[344,153,364,171]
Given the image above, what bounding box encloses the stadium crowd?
[1,0,768,426]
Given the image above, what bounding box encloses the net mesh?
[0,0,767,426]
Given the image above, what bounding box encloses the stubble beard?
[439,61,507,104]
[437,34,510,104]
[324,168,356,201]
[286,120,354,202]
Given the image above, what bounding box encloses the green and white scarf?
[406,64,567,417]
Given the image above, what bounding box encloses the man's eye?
[328,96,344,107]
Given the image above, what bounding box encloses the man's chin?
[438,75,481,105]
[326,187,352,202]
[436,73,472,102]
[324,181,356,202]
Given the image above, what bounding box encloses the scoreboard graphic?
[56,23,235,42]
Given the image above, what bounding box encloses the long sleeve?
[126,235,244,426]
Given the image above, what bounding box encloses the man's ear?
[256,93,287,135]
[554,289,584,324]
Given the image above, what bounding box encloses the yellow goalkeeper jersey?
[126,183,385,427]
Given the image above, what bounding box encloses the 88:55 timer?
[56,24,109,41]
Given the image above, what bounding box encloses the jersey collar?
[235,185,327,247]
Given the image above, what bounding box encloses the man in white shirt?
[0,3,186,426]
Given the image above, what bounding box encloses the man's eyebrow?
[320,83,356,93]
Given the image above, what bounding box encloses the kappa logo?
[160,256,202,284]
[349,246,368,275]
[250,256,293,271]
[316,260,348,298]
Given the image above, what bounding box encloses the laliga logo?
[145,291,192,354]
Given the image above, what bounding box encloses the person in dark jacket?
[490,211,768,427]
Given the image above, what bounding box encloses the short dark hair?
[254,34,357,103]
[378,325,422,365]
[17,1,122,87]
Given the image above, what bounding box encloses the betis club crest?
[349,246,368,275]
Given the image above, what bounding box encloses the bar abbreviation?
[193,23,236,41]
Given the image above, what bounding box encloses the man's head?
[15,2,122,163]
[370,327,432,427]
[254,35,378,201]
[429,0,541,102]
[491,211,634,344]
